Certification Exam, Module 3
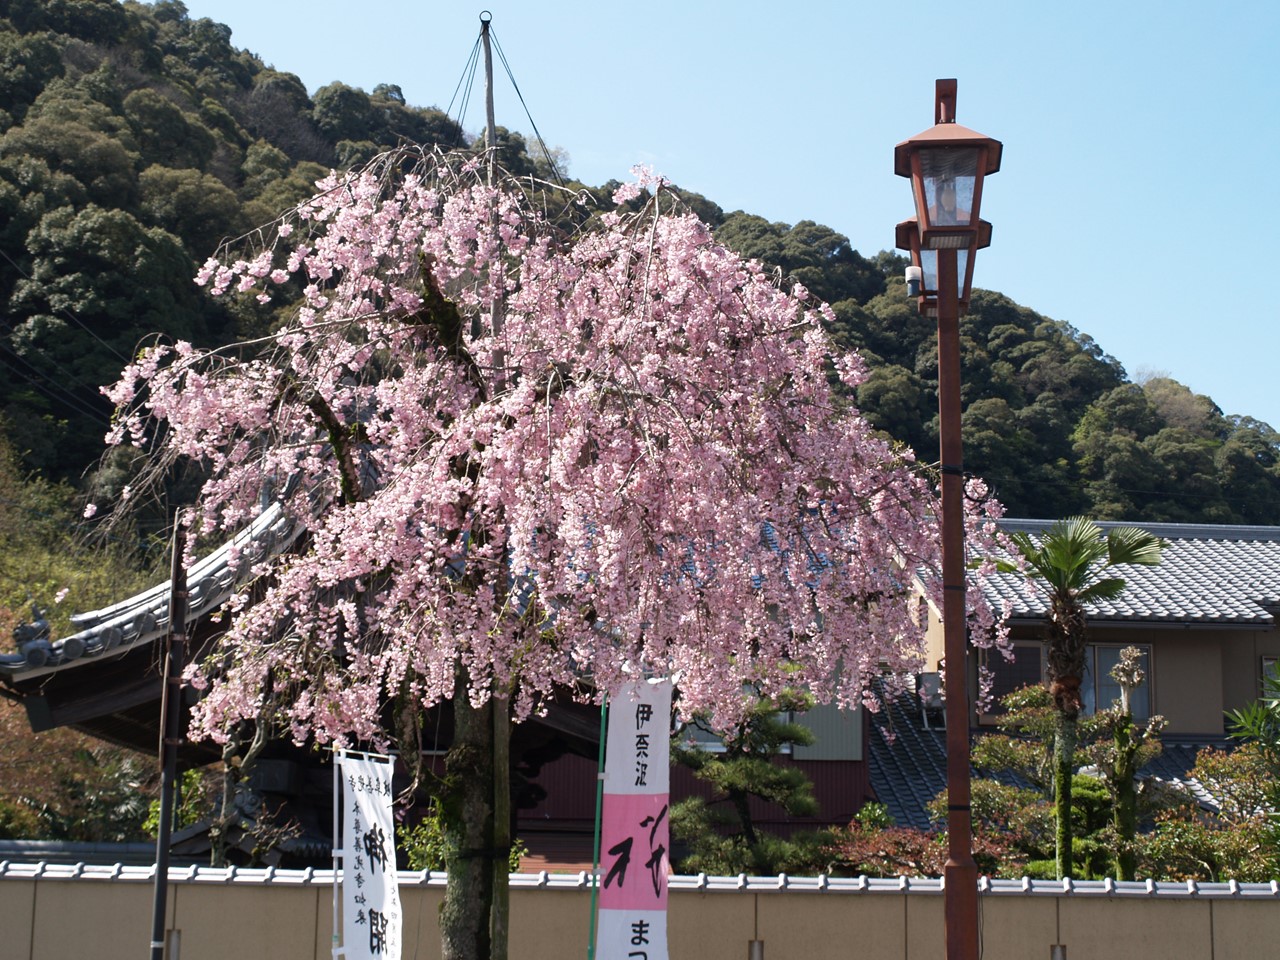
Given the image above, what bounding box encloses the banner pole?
[332,749,341,959]
[587,696,608,960]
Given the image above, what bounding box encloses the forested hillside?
[1,0,1278,528]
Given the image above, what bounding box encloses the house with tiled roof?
[872,519,1280,829]
[951,519,1280,736]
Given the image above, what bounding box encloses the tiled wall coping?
[3,862,1277,898]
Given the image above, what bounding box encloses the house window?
[984,642,1152,720]
[1263,657,1279,689]
[1081,644,1151,720]
[985,642,1044,707]
[675,715,796,755]
[676,720,729,754]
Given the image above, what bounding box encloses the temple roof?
[1,502,301,683]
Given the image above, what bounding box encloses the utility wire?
[972,465,1280,517]
[446,35,483,147]
[0,321,114,417]
[0,343,112,426]
[0,246,131,365]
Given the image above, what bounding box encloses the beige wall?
[1221,626,1280,718]
[923,600,945,670]
[5,876,1280,960]
[794,702,864,762]
[1141,629,1226,732]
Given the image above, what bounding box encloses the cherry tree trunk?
[440,671,510,960]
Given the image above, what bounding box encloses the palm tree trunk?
[1054,709,1076,880]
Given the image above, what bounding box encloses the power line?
[0,246,131,366]
[0,321,114,420]
[0,343,112,426]
[972,464,1280,519]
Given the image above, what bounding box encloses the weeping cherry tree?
[101,149,1007,959]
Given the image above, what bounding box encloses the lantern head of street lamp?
[895,79,1001,317]
[896,216,992,317]
[895,79,1002,250]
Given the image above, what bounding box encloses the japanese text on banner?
[597,678,672,960]
[337,752,401,960]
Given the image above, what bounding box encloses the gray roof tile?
[986,520,1280,626]
[868,685,1235,830]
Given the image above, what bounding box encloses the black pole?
[150,526,187,960]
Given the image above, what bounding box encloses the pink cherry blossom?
[102,147,1008,747]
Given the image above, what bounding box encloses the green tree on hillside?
[0,0,1277,529]
[715,212,885,306]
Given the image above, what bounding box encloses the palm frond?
[1024,518,1109,593]
[1006,517,1164,611]
[1104,527,1166,567]
[1075,577,1126,603]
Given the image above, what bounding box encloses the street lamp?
[895,79,1001,960]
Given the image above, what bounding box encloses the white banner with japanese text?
[597,678,672,960]
[335,751,401,960]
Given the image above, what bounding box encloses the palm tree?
[1225,670,1280,841]
[1005,517,1164,879]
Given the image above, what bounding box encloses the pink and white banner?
[597,678,673,960]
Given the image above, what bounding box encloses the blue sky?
[179,0,1280,429]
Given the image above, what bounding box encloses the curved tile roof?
[984,520,1280,627]
[1,503,302,681]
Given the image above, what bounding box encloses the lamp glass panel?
[919,248,969,296]
[919,147,980,228]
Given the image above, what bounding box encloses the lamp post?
[895,79,1001,960]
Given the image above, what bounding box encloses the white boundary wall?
[2,864,1278,960]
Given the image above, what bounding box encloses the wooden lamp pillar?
[894,78,1002,960]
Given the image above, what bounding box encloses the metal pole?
[480,11,497,183]
[332,751,341,958]
[586,698,608,960]
[491,698,510,959]
[150,526,188,960]
[478,20,510,960]
[937,247,979,960]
